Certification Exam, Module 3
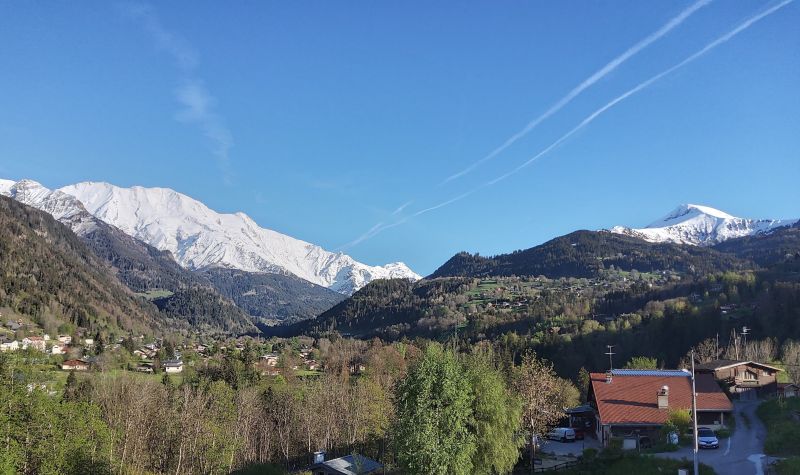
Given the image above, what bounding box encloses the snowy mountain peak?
[651,204,735,227]
[53,181,420,294]
[0,179,99,234]
[611,204,798,246]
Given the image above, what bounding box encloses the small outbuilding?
[309,453,383,475]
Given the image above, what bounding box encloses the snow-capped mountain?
[610,204,798,246]
[0,179,100,235]
[49,181,419,294]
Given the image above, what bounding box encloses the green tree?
[394,344,475,475]
[577,367,591,403]
[465,352,523,475]
[623,356,658,369]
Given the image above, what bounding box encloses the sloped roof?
[694,359,783,372]
[591,371,732,426]
[319,455,383,475]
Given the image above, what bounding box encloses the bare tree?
[512,353,564,471]
[781,340,800,385]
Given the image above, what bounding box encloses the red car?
[571,427,585,440]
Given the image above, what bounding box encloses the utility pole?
[691,349,699,475]
[605,345,616,371]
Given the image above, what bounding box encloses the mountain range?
[0,179,420,296]
[609,203,797,246]
[2,176,797,338]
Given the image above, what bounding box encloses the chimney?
[657,385,669,409]
[313,451,325,464]
[605,370,613,384]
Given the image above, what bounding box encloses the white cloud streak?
[342,0,794,249]
[441,0,713,184]
[392,201,414,215]
[122,3,234,182]
[485,0,795,187]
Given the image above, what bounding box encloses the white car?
[547,427,576,442]
[697,427,719,449]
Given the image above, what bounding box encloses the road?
[657,400,776,475]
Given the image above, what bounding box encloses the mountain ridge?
[56,180,420,294]
[610,204,797,246]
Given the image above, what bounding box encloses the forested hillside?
[713,222,800,267]
[80,220,207,292]
[153,287,256,334]
[0,196,160,336]
[430,230,749,279]
[203,268,345,323]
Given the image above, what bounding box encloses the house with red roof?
[588,369,733,446]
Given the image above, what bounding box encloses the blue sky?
[1,1,798,275]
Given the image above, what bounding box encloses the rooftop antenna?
[741,326,750,358]
[605,345,616,371]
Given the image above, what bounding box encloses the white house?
[50,344,65,355]
[163,360,183,373]
[57,335,72,344]
[0,340,19,352]
[22,336,46,352]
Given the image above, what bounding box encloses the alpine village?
[2,2,799,475]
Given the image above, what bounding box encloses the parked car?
[547,427,576,442]
[697,427,719,449]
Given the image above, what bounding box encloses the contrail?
[341,0,793,249]
[486,0,795,186]
[441,0,712,185]
[392,201,414,215]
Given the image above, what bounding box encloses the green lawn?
[757,398,800,456]
[555,454,715,475]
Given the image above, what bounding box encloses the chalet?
[22,336,47,352]
[589,369,733,447]
[260,354,279,367]
[0,340,19,352]
[135,363,154,373]
[163,360,183,373]
[309,453,383,475]
[695,359,782,398]
[57,335,72,344]
[50,344,65,355]
[62,359,89,371]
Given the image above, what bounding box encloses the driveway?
[539,437,602,457]
[656,400,777,475]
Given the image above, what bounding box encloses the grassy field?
[134,289,174,300]
[554,454,715,475]
[757,397,800,456]
[772,457,800,475]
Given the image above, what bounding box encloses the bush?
[581,448,598,462]
[716,427,731,439]
[757,398,800,456]
[773,456,800,475]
